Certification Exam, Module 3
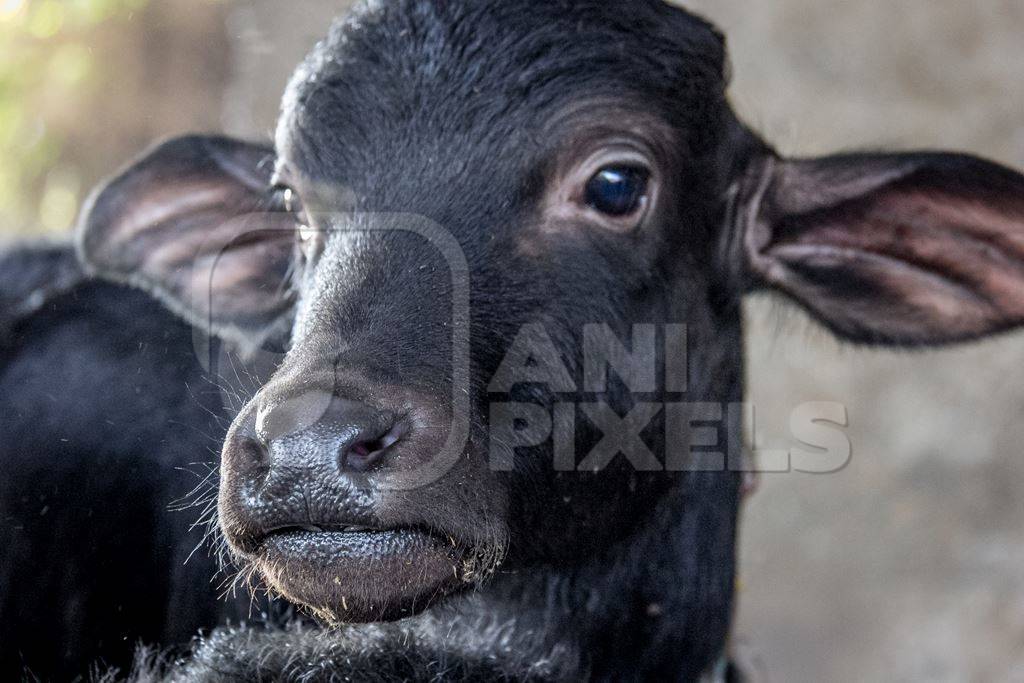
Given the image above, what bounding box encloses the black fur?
[0,244,281,680]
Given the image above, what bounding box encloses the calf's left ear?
[732,151,1024,345]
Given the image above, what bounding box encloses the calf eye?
[277,186,317,257]
[281,187,297,213]
[584,166,649,217]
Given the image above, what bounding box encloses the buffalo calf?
[77,1,1024,680]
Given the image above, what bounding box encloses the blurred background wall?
[2,1,1023,680]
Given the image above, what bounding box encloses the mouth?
[265,521,388,536]
[259,523,451,565]
[250,523,475,622]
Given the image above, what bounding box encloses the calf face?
[78,0,1024,624]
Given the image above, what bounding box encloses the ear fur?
[732,151,1024,345]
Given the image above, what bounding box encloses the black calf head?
[78,0,1024,622]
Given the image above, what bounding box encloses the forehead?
[276,0,727,189]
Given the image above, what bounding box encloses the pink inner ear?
[103,175,298,329]
[76,135,291,345]
[175,213,297,329]
[767,242,1006,341]
[789,187,1024,307]
[756,163,1024,345]
[115,184,235,248]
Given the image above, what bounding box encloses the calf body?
[76,1,1024,680]
[0,245,273,680]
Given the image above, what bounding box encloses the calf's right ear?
[731,151,1024,346]
[76,135,298,351]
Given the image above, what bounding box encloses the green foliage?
[0,0,149,235]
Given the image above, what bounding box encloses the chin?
[253,527,477,622]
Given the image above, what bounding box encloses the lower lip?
[261,527,436,560]
[254,527,468,620]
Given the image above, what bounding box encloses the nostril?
[342,422,406,472]
[235,436,270,478]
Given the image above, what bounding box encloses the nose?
[250,390,405,477]
[219,390,408,553]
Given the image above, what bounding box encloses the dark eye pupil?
[584,167,648,217]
